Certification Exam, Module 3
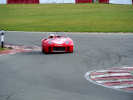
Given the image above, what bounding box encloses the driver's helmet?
[49,34,55,38]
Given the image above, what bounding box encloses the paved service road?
[0,32,133,100]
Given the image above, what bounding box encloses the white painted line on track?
[112,84,133,89]
[90,73,131,79]
[96,79,133,84]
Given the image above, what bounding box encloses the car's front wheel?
[42,48,45,54]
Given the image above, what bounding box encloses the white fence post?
[0,30,5,48]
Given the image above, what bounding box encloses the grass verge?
[0,47,6,51]
[0,4,133,32]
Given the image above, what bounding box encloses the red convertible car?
[41,34,74,54]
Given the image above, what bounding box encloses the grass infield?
[0,4,133,32]
[0,47,6,51]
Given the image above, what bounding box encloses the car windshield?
[47,33,67,39]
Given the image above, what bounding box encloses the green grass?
[0,47,6,51]
[0,4,133,32]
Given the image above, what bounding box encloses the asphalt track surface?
[0,31,133,100]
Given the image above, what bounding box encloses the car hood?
[48,37,70,44]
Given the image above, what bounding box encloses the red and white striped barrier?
[0,0,6,4]
[0,0,76,4]
[99,0,133,4]
[0,0,133,4]
[85,67,133,92]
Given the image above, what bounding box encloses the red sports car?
[41,34,74,54]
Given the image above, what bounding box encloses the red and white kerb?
[85,67,133,92]
[0,45,41,56]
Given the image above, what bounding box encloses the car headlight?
[65,41,69,44]
[48,41,52,44]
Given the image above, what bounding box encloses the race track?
[0,31,133,100]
